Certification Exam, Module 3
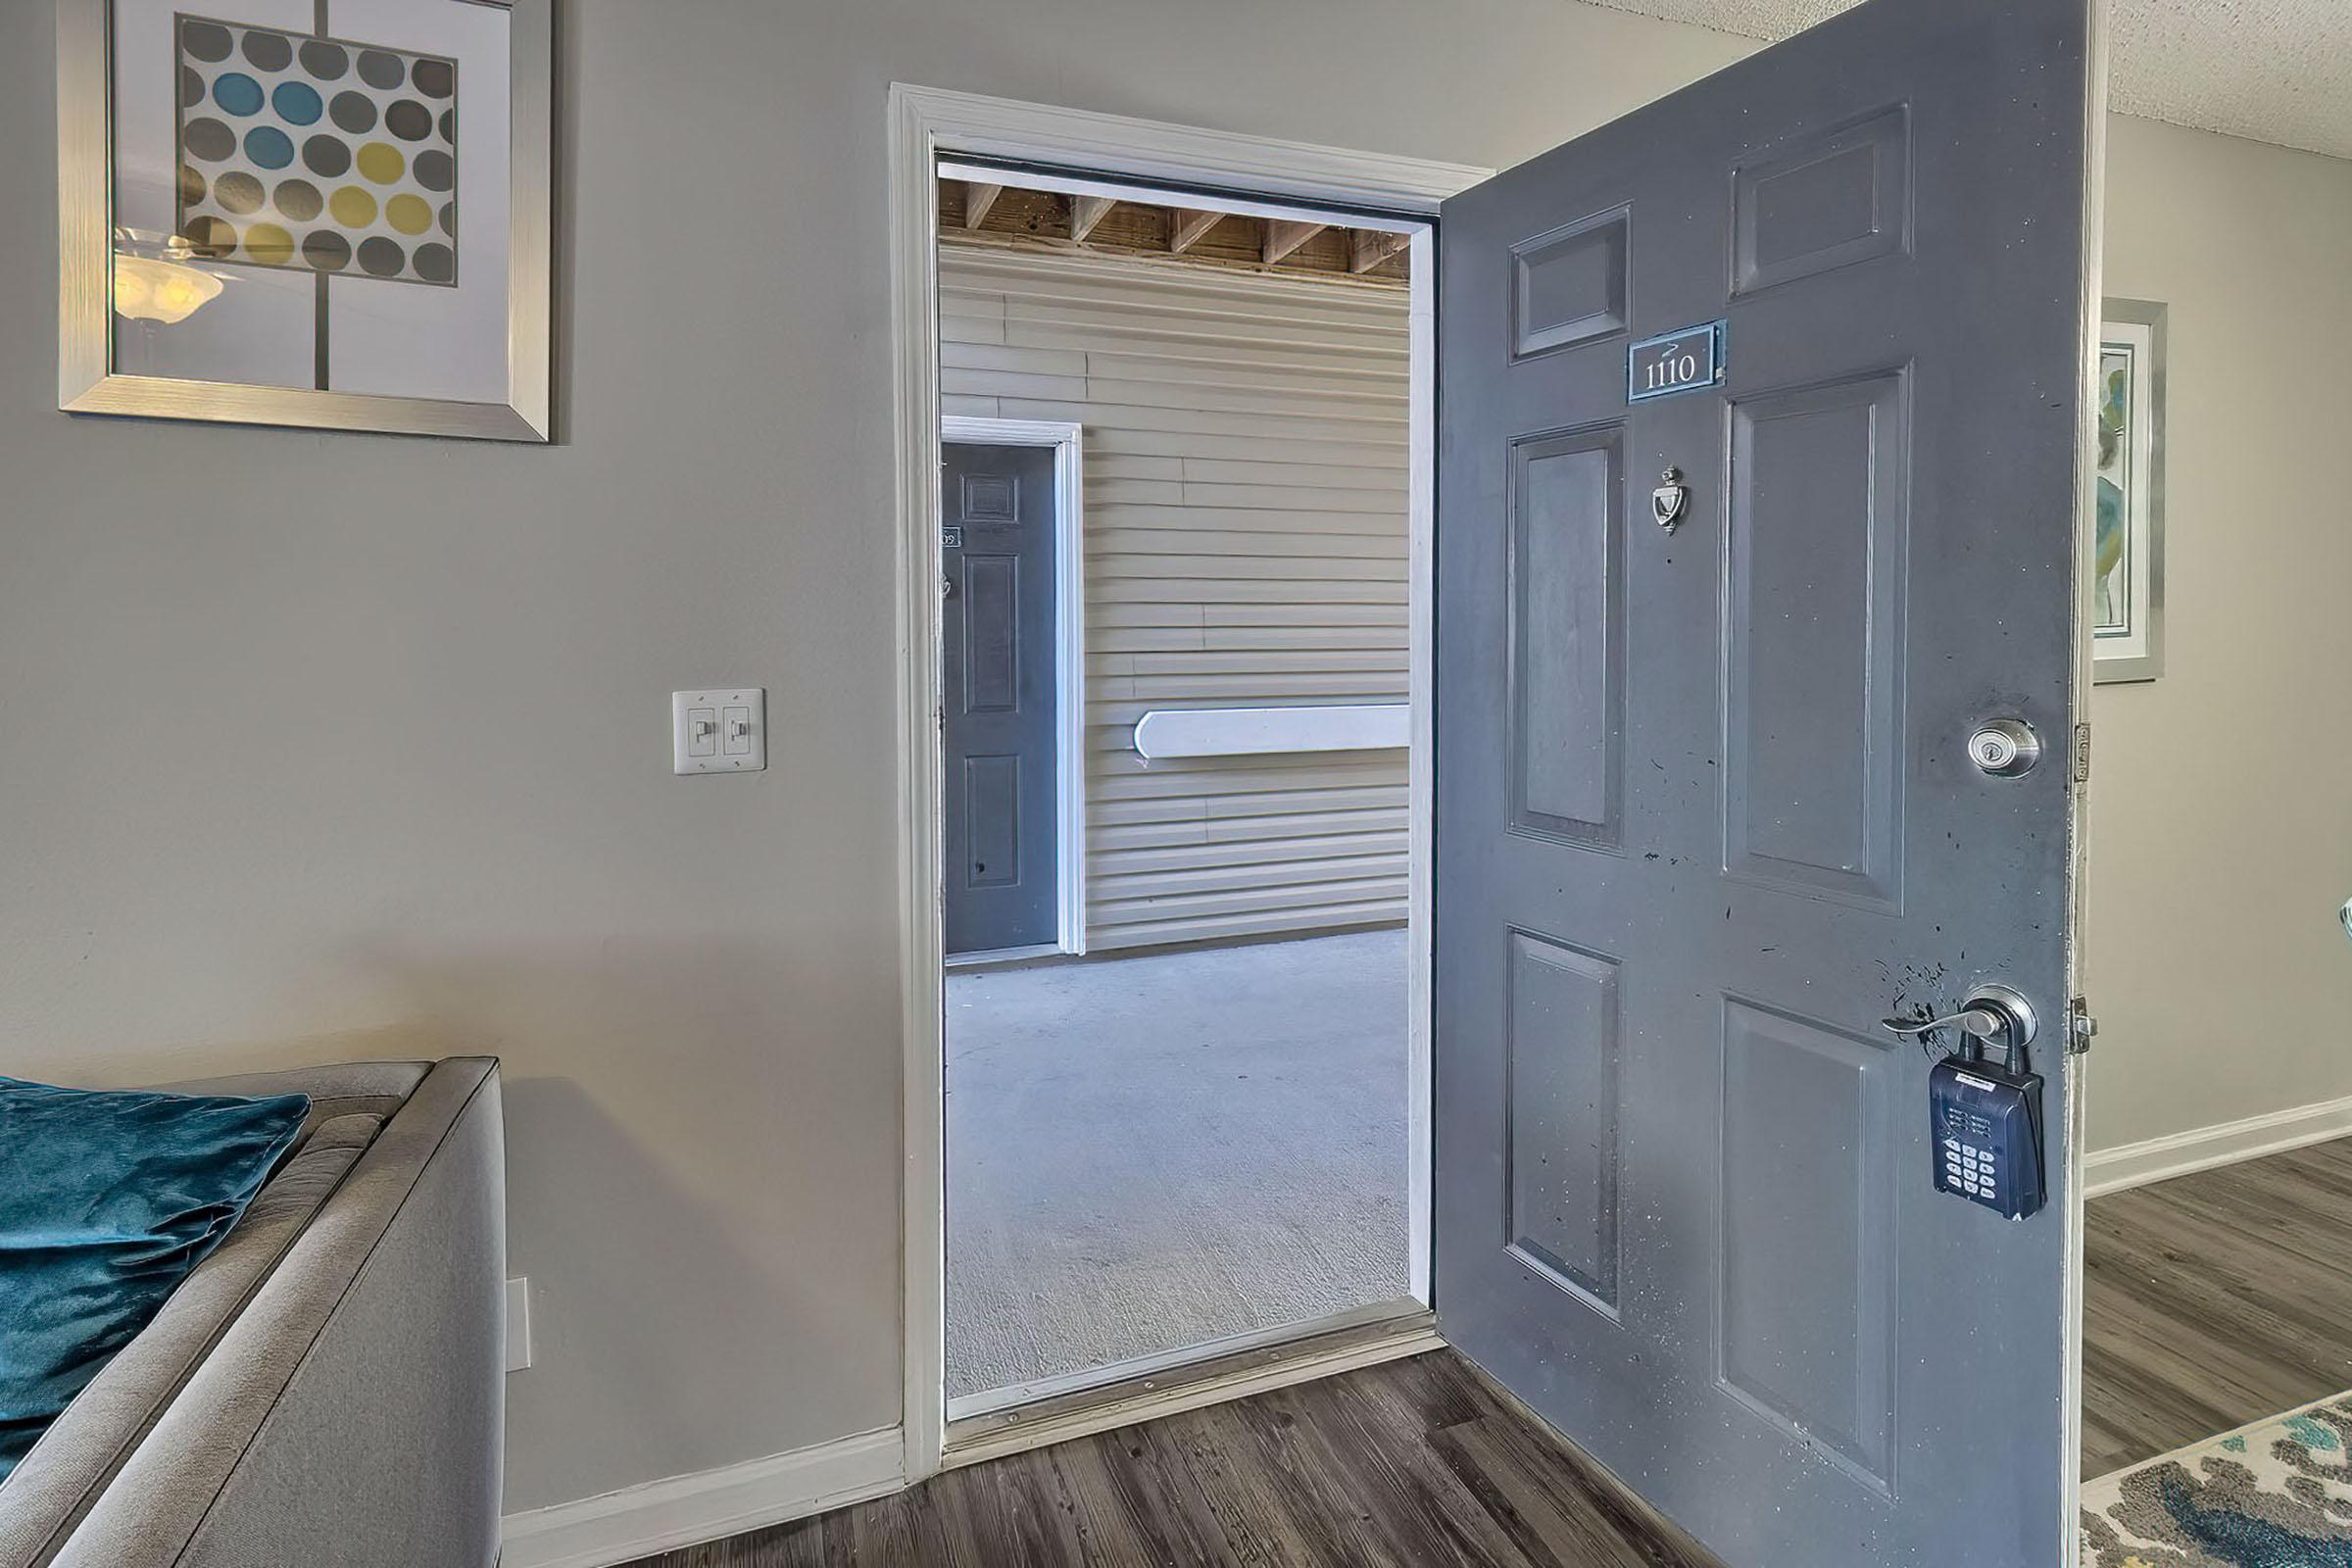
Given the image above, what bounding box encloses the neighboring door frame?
[940,416,1088,960]
[890,81,1488,1484]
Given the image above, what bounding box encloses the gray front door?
[943,441,1060,956]
[1434,0,2097,1563]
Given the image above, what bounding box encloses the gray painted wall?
[2085,117,2352,1153]
[0,0,1745,1516]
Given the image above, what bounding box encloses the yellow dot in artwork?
[243,222,295,266]
[355,141,406,184]
[329,185,378,226]
[384,194,433,235]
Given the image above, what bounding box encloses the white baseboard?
[499,1426,905,1568]
[2084,1093,2352,1199]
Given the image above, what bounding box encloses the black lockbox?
[1928,1048,2045,1220]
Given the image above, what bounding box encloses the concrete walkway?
[945,928,1410,1399]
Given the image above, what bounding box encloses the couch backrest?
[0,1060,434,1568]
[2,1059,504,1568]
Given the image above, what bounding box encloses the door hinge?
[2072,721,2092,785]
[2067,996,2098,1055]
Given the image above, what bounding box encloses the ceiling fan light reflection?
[115,256,224,324]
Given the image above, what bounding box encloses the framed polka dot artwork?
[60,0,550,440]
[176,16,459,286]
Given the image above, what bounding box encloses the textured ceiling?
[1582,0,2352,160]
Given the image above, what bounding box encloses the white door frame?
[889,81,1488,1484]
[940,415,1088,959]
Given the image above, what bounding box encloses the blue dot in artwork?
[271,80,324,125]
[244,124,295,169]
[212,72,265,116]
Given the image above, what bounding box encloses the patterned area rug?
[2082,1392,2352,1566]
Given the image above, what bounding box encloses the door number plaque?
[1627,320,1726,403]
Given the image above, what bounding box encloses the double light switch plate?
[672,689,766,774]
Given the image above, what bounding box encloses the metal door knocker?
[1652,467,1689,533]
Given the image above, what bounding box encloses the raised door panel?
[961,754,1022,892]
[961,555,1021,716]
[1722,371,1909,910]
[1504,931,1624,1316]
[1509,426,1625,850]
[1733,106,1912,297]
[961,470,1020,522]
[1718,999,1898,1492]
[1511,207,1631,359]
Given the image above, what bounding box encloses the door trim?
[890,81,1487,1486]
[942,415,1088,958]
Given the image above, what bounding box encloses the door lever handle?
[1882,984,2039,1060]
[1882,1007,2004,1044]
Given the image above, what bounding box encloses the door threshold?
[945,942,1065,970]
[943,1299,1440,1470]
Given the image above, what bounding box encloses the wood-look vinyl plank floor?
[2081,1134,2352,1477]
[620,1351,1720,1568]
[635,1137,2352,1562]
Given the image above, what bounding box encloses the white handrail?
[1132,704,1409,760]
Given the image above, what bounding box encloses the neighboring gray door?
[943,441,1060,956]
[1435,0,2095,1563]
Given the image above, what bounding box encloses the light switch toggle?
[673,690,766,774]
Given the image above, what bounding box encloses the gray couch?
[0,1058,506,1568]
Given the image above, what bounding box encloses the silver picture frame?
[56,0,551,441]
[2093,297,2167,683]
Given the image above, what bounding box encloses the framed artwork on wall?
[2094,298,2167,683]
[57,0,551,441]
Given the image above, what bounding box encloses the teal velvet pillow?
[0,1076,310,1481]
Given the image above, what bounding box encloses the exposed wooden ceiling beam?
[1168,208,1221,254]
[1263,220,1325,267]
[961,181,1004,230]
[1350,230,1410,274]
[1069,194,1117,244]
[936,178,1411,286]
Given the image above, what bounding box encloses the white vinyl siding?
[940,240,1410,951]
